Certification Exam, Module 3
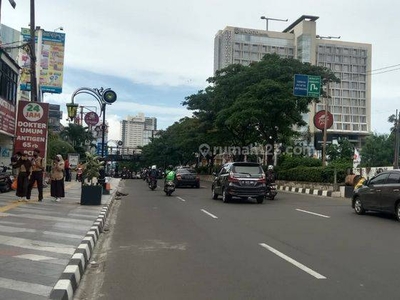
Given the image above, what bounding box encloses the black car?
[352,170,400,221]
[211,162,266,203]
[174,168,200,188]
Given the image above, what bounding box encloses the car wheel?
[256,196,264,204]
[354,197,365,215]
[212,186,218,200]
[222,189,231,203]
[396,203,400,221]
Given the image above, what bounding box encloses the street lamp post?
[66,87,117,186]
[260,16,288,31]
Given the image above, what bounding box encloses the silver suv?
[211,162,267,204]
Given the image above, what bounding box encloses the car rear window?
[232,165,263,176]
[177,168,196,174]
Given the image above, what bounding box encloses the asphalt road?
[75,179,400,300]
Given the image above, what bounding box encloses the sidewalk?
[0,177,121,300]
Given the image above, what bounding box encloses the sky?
[2,0,400,141]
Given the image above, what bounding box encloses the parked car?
[352,170,400,221]
[212,162,266,204]
[174,168,200,188]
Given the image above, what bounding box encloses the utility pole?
[322,80,330,167]
[29,0,38,101]
[394,109,399,169]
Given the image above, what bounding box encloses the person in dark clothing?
[11,152,32,202]
[266,165,276,184]
[64,157,71,182]
[26,149,44,202]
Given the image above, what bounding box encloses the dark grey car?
[211,162,266,204]
[352,170,400,221]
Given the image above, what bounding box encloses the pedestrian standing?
[64,156,71,182]
[50,154,65,202]
[11,152,32,202]
[26,149,44,202]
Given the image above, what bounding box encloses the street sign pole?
[322,80,330,167]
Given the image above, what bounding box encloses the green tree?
[326,138,354,162]
[46,139,74,165]
[183,54,340,164]
[361,133,394,167]
[60,123,95,158]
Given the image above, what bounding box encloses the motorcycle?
[266,183,277,200]
[164,180,175,196]
[149,177,157,190]
[0,170,13,193]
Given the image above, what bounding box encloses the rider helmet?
[268,165,274,170]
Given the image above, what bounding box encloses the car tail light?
[228,171,239,182]
[257,173,266,183]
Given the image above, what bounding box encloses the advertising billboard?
[19,28,66,94]
[0,98,16,136]
[14,101,49,157]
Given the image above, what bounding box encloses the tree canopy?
[181,54,339,164]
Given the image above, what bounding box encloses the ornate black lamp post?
[66,87,117,185]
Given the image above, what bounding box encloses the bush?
[278,155,322,169]
[277,164,348,183]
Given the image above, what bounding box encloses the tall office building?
[121,113,157,153]
[214,15,371,148]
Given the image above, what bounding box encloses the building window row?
[318,45,368,57]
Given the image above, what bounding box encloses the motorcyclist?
[165,165,175,182]
[266,165,275,184]
[148,165,158,187]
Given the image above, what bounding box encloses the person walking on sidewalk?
[64,156,71,182]
[26,149,44,202]
[50,154,65,202]
[11,152,32,202]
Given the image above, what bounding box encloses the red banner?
[14,101,49,157]
[0,98,16,136]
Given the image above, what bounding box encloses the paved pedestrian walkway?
[0,177,121,300]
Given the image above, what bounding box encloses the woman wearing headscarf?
[11,152,32,202]
[50,154,65,202]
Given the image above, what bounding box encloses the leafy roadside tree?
[326,138,354,162]
[360,133,394,167]
[59,123,95,158]
[183,54,340,165]
[46,139,74,166]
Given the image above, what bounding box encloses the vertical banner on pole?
[14,101,49,157]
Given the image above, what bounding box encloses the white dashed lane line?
[176,197,186,202]
[296,209,331,218]
[259,243,327,279]
[201,209,218,219]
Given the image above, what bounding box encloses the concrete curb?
[278,185,334,197]
[49,205,110,300]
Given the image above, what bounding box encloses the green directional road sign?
[293,74,321,97]
[307,75,321,97]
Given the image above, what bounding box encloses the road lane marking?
[201,209,218,219]
[176,197,186,202]
[296,209,330,218]
[259,243,326,279]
